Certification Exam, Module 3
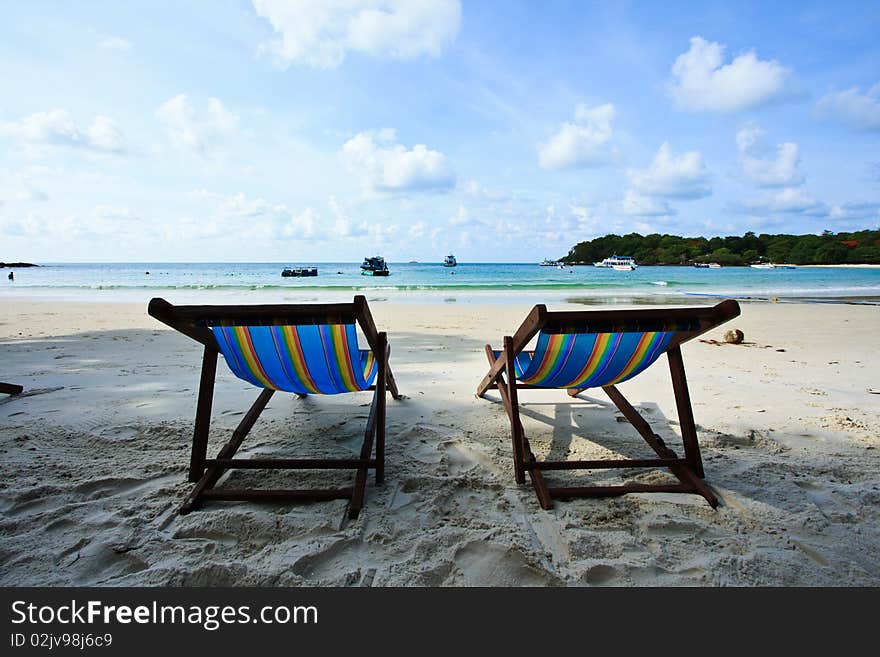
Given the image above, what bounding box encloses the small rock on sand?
[724,329,744,344]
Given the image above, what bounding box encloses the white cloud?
[328,196,369,237]
[622,190,675,216]
[829,201,880,221]
[629,142,711,199]
[736,187,828,216]
[0,109,126,153]
[538,103,615,170]
[668,36,792,113]
[736,125,804,187]
[463,179,509,202]
[98,36,132,51]
[1,206,139,241]
[448,204,474,226]
[342,129,455,194]
[815,83,880,131]
[155,95,238,154]
[253,0,461,69]
[408,220,427,239]
[280,207,323,240]
[0,168,50,203]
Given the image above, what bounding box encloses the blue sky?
[1,0,878,262]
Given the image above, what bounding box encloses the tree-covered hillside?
[561,230,880,266]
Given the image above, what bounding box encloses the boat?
[594,255,637,270]
[750,263,776,269]
[693,262,722,268]
[443,254,457,267]
[540,258,561,266]
[281,266,317,277]
[361,256,390,276]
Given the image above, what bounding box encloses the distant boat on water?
[281,266,317,277]
[539,258,561,266]
[443,254,457,267]
[361,256,390,276]
[694,262,722,268]
[594,255,637,270]
[750,263,795,270]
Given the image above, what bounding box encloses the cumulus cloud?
[668,36,792,113]
[538,103,616,170]
[155,95,238,154]
[815,83,880,131]
[0,109,126,154]
[0,168,50,203]
[463,179,509,202]
[629,142,711,199]
[622,190,675,216]
[829,201,880,221]
[735,187,828,216]
[1,206,139,241]
[252,0,461,69]
[342,129,455,194]
[736,125,804,187]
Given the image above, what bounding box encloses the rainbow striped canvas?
[497,330,673,389]
[210,323,377,394]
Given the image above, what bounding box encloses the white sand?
[1,298,878,586]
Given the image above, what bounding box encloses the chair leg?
[603,384,717,507]
[349,384,379,519]
[189,346,218,482]
[667,347,705,478]
[503,337,527,485]
[484,343,553,509]
[375,334,388,485]
[181,387,274,513]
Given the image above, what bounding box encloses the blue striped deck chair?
[477,300,740,509]
[149,295,400,519]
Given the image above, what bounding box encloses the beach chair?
[148,295,400,518]
[477,300,740,509]
[0,382,23,395]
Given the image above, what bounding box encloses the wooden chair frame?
[0,382,23,395]
[149,295,400,518]
[477,300,740,509]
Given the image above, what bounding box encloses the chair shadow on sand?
[483,391,686,487]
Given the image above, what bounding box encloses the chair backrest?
[148,296,382,395]
[510,300,740,390]
[210,323,375,394]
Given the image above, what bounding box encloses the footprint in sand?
[291,539,378,584]
[583,564,621,585]
[452,540,560,586]
[795,481,857,523]
[441,440,501,476]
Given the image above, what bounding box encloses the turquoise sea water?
[3,262,879,305]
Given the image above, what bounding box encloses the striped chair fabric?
[210,323,377,395]
[495,330,674,389]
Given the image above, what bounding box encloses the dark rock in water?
[724,329,745,344]
[0,262,39,268]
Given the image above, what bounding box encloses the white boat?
[750,263,776,269]
[443,254,457,267]
[540,258,561,267]
[594,255,637,269]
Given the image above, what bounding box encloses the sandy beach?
[1,298,878,586]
